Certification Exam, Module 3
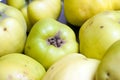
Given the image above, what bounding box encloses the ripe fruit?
[6,0,62,32]
[79,11,120,59]
[96,40,120,80]
[24,18,78,69]
[64,0,113,26]
[0,2,27,56]
[42,53,100,80]
[0,53,46,80]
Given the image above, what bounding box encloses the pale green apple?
[79,11,120,60]
[0,2,27,56]
[96,40,120,80]
[0,2,27,31]
[27,0,61,25]
[6,0,61,32]
[6,0,26,9]
[6,0,32,32]
[24,18,78,69]
[64,0,114,26]
[0,53,46,80]
[42,53,100,80]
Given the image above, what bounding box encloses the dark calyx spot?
[47,31,64,48]
[105,72,110,80]
[3,27,7,31]
[100,26,104,29]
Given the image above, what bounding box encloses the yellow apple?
[0,2,27,56]
[79,11,120,60]
[64,0,114,26]
[42,53,100,80]
[0,53,46,80]
[6,0,62,32]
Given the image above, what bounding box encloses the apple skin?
[79,11,120,60]
[42,53,100,80]
[0,2,27,31]
[6,0,26,9]
[0,3,27,56]
[6,0,62,32]
[27,0,61,25]
[24,18,78,69]
[95,40,120,80]
[0,53,46,80]
[64,0,114,26]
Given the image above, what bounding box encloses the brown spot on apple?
[47,31,65,48]
[100,26,104,29]
[3,27,7,31]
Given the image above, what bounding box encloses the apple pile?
[0,0,120,80]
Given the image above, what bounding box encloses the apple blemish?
[100,26,104,29]
[3,27,7,31]
[47,31,64,48]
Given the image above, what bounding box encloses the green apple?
[0,53,46,80]
[24,18,78,69]
[27,0,61,25]
[6,0,26,9]
[6,0,62,32]
[79,11,120,60]
[95,40,120,80]
[64,0,114,26]
[42,53,100,80]
[0,2,27,56]
[6,0,32,32]
[0,2,27,31]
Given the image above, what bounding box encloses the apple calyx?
[47,31,65,48]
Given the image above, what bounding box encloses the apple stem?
[47,31,64,48]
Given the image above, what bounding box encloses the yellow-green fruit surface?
[0,3,27,56]
[79,11,120,60]
[0,53,46,80]
[64,0,114,26]
[42,53,100,80]
[96,40,120,80]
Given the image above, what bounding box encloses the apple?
[96,40,120,80]
[6,0,26,10]
[64,0,114,26]
[6,0,62,32]
[24,18,78,69]
[79,11,120,60]
[27,0,61,25]
[113,0,120,10]
[42,53,100,80]
[0,53,46,80]
[0,2,27,56]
